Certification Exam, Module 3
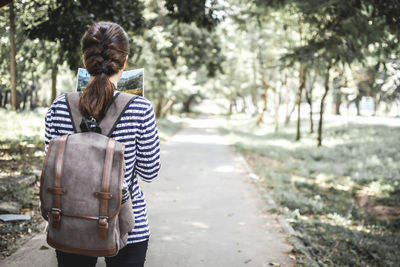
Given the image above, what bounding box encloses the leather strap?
[97,138,116,239]
[51,134,69,229]
[47,187,67,195]
[93,192,113,200]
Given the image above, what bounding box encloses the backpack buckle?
[51,208,61,229]
[98,216,109,240]
[80,117,102,133]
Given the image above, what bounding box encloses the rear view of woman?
[44,21,161,267]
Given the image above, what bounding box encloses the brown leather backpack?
[40,91,137,257]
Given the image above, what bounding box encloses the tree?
[19,0,145,104]
[295,65,306,140]
[305,68,318,133]
[8,1,17,109]
[134,0,224,117]
[165,0,220,30]
[230,2,303,128]
[25,0,145,71]
[262,0,400,145]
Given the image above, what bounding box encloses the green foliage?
[1,2,70,108]
[261,0,400,66]
[132,0,224,116]
[25,0,146,70]
[165,0,221,30]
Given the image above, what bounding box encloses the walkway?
[0,117,295,267]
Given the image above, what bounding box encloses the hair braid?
[79,21,129,121]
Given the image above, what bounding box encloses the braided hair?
[79,21,129,121]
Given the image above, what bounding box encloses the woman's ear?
[122,55,128,70]
[82,55,86,68]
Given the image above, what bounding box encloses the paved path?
[0,117,295,267]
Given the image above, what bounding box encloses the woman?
[44,21,161,267]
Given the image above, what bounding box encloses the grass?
[0,108,47,179]
[0,108,184,179]
[220,113,400,266]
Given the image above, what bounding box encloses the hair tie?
[92,67,109,76]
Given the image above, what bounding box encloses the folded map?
[76,68,144,96]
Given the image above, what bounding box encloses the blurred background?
[0,0,399,266]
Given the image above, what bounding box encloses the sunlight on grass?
[219,113,400,266]
[0,110,184,179]
[0,108,46,141]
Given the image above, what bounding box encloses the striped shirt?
[44,90,161,244]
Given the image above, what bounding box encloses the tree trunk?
[29,86,34,110]
[21,89,28,110]
[307,93,314,133]
[274,91,282,132]
[296,66,306,141]
[257,72,271,125]
[284,82,293,125]
[160,98,174,118]
[285,103,296,125]
[305,71,317,134]
[317,65,331,147]
[373,92,382,116]
[9,1,17,110]
[332,74,343,115]
[4,90,10,107]
[155,97,163,118]
[355,95,361,116]
[241,97,247,113]
[251,38,258,112]
[50,63,58,104]
[233,99,239,113]
[228,98,233,116]
[182,94,197,113]
[29,72,36,110]
[257,87,268,125]
[397,100,400,117]
[334,91,342,115]
[34,86,39,107]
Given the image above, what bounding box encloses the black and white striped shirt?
[44,91,161,243]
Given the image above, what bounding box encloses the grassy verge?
[220,114,400,266]
[0,108,47,179]
[0,109,184,179]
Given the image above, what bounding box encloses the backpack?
[40,91,137,257]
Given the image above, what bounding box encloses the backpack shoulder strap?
[100,92,138,137]
[65,92,81,133]
[66,91,138,136]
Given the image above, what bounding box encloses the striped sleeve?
[44,102,57,154]
[135,103,161,182]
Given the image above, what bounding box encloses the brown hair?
[79,21,129,121]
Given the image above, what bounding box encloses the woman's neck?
[109,72,121,88]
